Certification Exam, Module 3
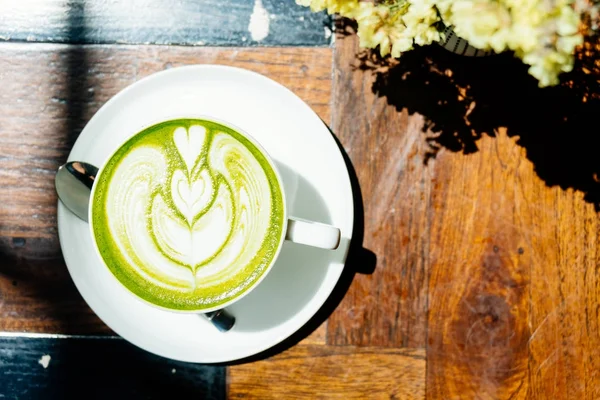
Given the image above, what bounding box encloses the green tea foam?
[92,119,284,310]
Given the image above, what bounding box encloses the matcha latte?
[91,119,285,311]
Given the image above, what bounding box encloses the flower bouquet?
[297,0,599,87]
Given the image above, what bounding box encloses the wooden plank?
[0,43,332,333]
[330,28,600,397]
[228,345,425,399]
[0,0,331,46]
[427,133,531,399]
[0,237,111,334]
[327,30,431,347]
[426,133,600,399]
[525,176,600,399]
[0,335,225,399]
[302,323,327,345]
[369,40,600,398]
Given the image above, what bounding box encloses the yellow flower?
[296,0,327,12]
[327,0,361,17]
[295,0,360,16]
[441,0,587,86]
[355,3,400,56]
[402,3,439,45]
[356,2,441,57]
[449,1,512,51]
[296,0,597,86]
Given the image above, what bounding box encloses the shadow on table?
[361,33,600,209]
[226,130,377,365]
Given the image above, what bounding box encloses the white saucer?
[57,65,354,363]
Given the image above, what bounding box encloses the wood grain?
[427,132,530,399]
[522,155,600,399]
[329,29,600,398]
[417,46,600,398]
[327,31,431,348]
[0,43,332,334]
[228,345,425,399]
[0,335,225,399]
[0,0,331,47]
[426,131,600,399]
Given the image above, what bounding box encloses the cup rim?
[88,115,289,314]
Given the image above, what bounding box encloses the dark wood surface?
[0,0,331,46]
[328,32,431,349]
[0,335,225,399]
[2,4,600,399]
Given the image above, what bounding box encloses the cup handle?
[285,217,341,250]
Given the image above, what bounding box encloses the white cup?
[88,117,341,314]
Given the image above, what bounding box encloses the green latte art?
[92,119,284,310]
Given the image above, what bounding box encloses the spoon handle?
[204,309,236,332]
[66,161,98,190]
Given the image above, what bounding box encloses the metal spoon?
[55,161,235,332]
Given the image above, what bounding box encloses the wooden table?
[2,1,600,398]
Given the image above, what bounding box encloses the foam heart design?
[173,125,206,173]
[171,168,214,223]
[151,184,233,268]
